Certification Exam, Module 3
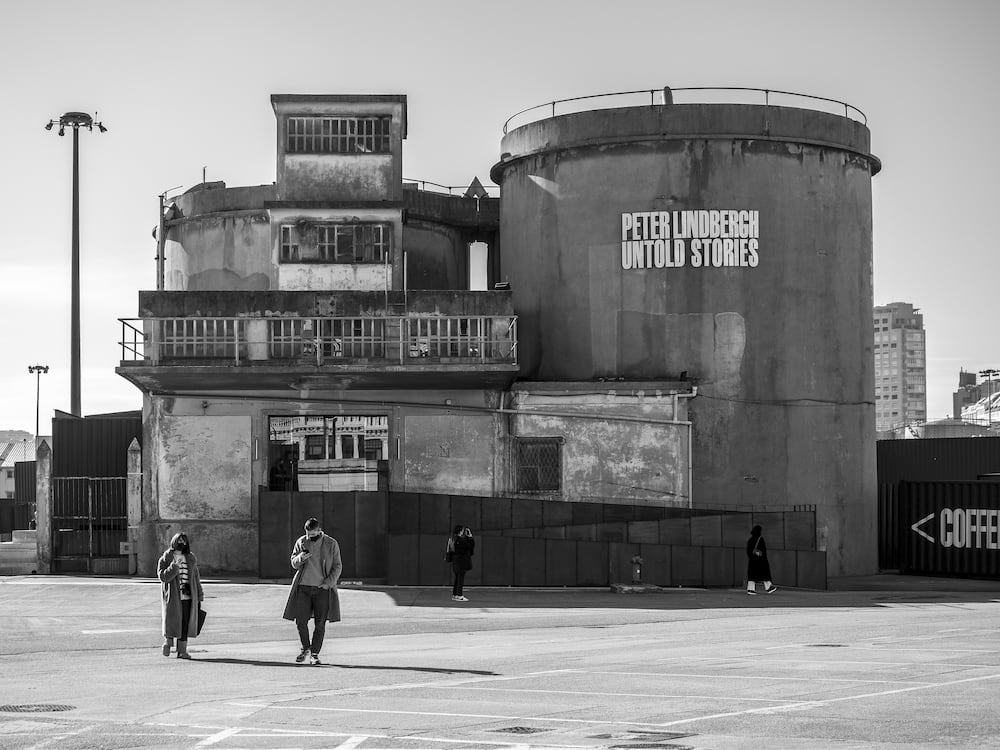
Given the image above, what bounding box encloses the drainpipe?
[156,193,166,291]
[676,386,698,508]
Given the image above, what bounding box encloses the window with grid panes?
[280,223,390,263]
[286,116,392,154]
[515,438,561,493]
[305,435,326,460]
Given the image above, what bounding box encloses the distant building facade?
[873,302,926,435]
[956,369,1000,428]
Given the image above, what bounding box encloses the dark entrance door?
[51,477,128,574]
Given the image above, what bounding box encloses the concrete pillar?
[35,439,52,574]
[126,438,142,575]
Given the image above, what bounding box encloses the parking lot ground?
[1,575,999,749]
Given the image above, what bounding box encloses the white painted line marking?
[561,669,935,685]
[333,736,369,750]
[226,702,675,728]
[445,686,797,703]
[654,671,1000,727]
[80,629,148,634]
[194,727,242,747]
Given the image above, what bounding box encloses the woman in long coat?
[746,525,777,595]
[447,525,475,602]
[157,532,204,659]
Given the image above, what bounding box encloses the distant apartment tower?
[873,302,926,433]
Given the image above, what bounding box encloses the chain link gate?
[51,477,128,574]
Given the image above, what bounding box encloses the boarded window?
[516,438,561,492]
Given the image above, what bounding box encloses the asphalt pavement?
[1,574,999,749]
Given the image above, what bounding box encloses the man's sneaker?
[457,596,469,602]
[765,585,778,594]
[296,648,310,663]
[746,590,757,595]
[310,654,321,666]
[451,595,460,601]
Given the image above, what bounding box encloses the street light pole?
[28,365,50,445]
[45,112,107,417]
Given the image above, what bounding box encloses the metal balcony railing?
[119,315,518,367]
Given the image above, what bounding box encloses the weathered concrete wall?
[154,414,252,520]
[137,289,514,318]
[402,409,496,495]
[493,103,879,576]
[165,183,276,292]
[402,221,464,290]
[509,385,690,506]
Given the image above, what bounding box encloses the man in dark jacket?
[283,518,342,664]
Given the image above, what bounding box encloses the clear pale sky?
[2,0,998,435]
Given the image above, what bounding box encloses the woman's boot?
[162,637,174,657]
[176,639,191,659]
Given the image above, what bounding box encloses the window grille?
[287,116,392,154]
[515,438,561,493]
[280,223,389,263]
[305,435,326,460]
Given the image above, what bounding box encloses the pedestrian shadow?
[191,657,496,675]
[193,657,303,668]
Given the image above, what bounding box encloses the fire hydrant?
[630,555,643,584]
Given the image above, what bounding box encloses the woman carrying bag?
[157,532,205,659]
[746,525,778,596]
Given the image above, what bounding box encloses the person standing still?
[448,525,475,602]
[282,518,342,665]
[746,524,778,595]
[156,532,204,659]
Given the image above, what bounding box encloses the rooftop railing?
[503,86,868,134]
[403,177,500,197]
[119,315,517,367]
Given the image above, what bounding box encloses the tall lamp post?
[28,365,50,445]
[980,368,999,429]
[44,112,107,417]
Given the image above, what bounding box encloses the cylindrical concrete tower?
[491,96,881,576]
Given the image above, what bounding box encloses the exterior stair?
[0,529,38,575]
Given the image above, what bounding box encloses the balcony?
[116,291,518,393]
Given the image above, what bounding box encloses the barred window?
[287,116,392,154]
[515,438,562,493]
[280,223,390,263]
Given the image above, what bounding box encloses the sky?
[2,0,998,436]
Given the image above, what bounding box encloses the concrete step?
[0,544,38,564]
[0,562,38,575]
[12,529,36,543]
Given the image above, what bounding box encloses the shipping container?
[899,480,1000,579]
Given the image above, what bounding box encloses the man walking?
[283,518,342,665]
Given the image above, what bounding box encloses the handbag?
[752,537,763,558]
[196,608,207,636]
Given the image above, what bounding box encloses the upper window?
[280,222,390,263]
[287,116,392,154]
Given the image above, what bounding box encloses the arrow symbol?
[911,512,935,543]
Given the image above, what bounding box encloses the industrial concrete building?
[115,88,880,579]
[873,302,926,435]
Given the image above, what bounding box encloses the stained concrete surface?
[1,575,998,749]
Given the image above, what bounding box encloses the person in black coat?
[746,525,777,595]
[446,525,475,602]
